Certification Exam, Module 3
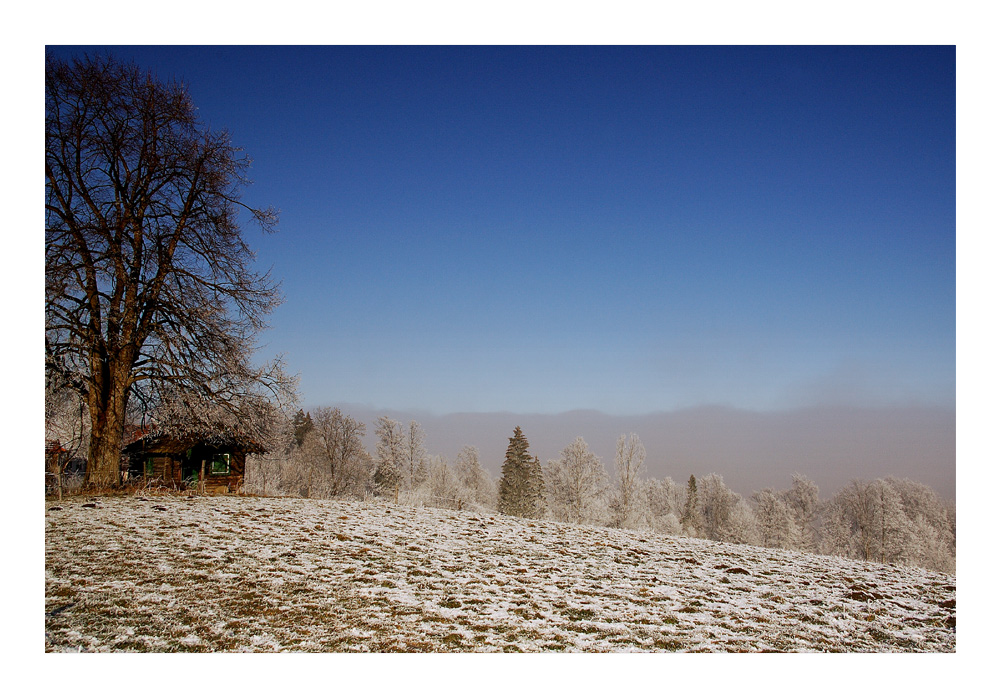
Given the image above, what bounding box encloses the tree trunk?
[49,451,63,501]
[84,357,132,488]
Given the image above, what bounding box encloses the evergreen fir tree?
[497,426,545,518]
[528,455,547,519]
[682,474,703,536]
[291,409,314,447]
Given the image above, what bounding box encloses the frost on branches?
[45,54,294,486]
[543,437,607,525]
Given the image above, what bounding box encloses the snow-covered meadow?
[45,494,955,652]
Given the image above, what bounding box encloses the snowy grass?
[45,494,955,652]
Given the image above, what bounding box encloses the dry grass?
[45,494,956,652]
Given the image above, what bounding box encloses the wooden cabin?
[122,432,261,494]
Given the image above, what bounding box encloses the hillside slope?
[44,495,956,652]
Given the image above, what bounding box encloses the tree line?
[44,381,955,574]
[242,408,496,511]
[240,412,955,573]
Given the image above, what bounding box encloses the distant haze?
[323,404,955,501]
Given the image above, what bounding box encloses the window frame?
[210,453,231,475]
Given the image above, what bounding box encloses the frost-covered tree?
[372,416,405,498]
[781,473,821,551]
[644,477,683,535]
[698,473,739,542]
[824,479,912,565]
[752,488,796,549]
[609,433,647,529]
[404,420,430,489]
[423,455,462,506]
[454,445,495,508]
[243,451,282,498]
[543,437,608,525]
[883,477,955,570]
[284,431,331,498]
[148,383,292,457]
[243,405,296,497]
[900,510,955,573]
[497,426,545,518]
[680,473,759,545]
[45,373,90,495]
[824,479,877,561]
[45,374,89,454]
[721,497,761,545]
[46,54,293,486]
[869,479,910,564]
[311,407,371,498]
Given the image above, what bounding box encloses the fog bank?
[324,404,955,500]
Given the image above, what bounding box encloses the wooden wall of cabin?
[184,446,245,486]
[126,447,246,493]
[198,449,245,493]
[126,453,182,484]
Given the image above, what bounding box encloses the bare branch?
[46,53,294,486]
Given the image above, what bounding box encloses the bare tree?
[149,382,294,452]
[721,497,761,545]
[284,431,331,498]
[609,433,647,528]
[866,479,915,564]
[698,473,738,542]
[453,445,495,508]
[824,478,907,563]
[423,455,462,507]
[883,477,955,572]
[780,473,821,551]
[45,53,293,487]
[311,407,371,498]
[372,416,405,498]
[752,488,796,549]
[242,406,295,497]
[823,477,953,572]
[644,477,683,535]
[543,437,608,525]
[45,374,90,496]
[826,479,878,561]
[404,420,430,489]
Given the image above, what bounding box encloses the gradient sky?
[46,45,956,416]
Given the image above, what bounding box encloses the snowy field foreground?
[45,495,956,652]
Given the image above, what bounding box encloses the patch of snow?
[45,495,956,652]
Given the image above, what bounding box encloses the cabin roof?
[122,429,265,455]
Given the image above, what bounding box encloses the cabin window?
[210,453,231,475]
[144,456,155,477]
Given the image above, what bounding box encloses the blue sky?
[47,45,956,415]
